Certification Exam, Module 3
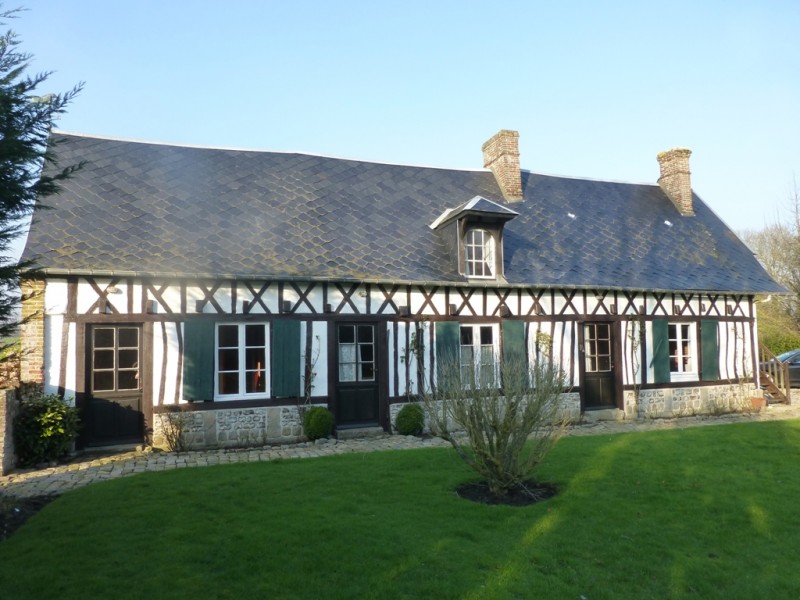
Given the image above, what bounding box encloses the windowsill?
[670,372,698,383]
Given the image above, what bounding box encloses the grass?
[2,420,800,599]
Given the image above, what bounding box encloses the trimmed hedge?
[303,406,334,441]
[395,403,424,436]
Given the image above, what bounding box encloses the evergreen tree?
[0,6,82,356]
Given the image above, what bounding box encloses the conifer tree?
[0,6,82,355]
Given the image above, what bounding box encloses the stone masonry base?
[149,384,761,451]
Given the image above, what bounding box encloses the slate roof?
[22,133,783,294]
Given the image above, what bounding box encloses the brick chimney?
[482,129,523,203]
[657,148,693,216]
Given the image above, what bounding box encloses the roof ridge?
[51,130,490,173]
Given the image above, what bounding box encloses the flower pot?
[751,397,767,411]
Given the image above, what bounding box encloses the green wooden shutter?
[651,319,670,384]
[182,319,215,401]
[272,320,301,397]
[435,321,459,390]
[701,320,720,381]
[502,320,526,389]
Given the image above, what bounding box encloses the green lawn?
[2,420,800,599]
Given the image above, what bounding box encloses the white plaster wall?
[300,321,327,397]
[152,322,182,406]
[43,317,76,400]
[44,279,68,315]
[43,314,62,397]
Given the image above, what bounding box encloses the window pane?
[339,364,356,382]
[218,348,239,372]
[339,344,356,363]
[480,345,494,366]
[460,345,474,367]
[219,325,238,347]
[246,369,266,393]
[218,372,239,395]
[460,326,473,345]
[339,325,355,344]
[479,326,493,345]
[597,340,610,356]
[681,324,690,339]
[245,347,265,370]
[118,349,138,369]
[245,325,265,347]
[598,357,611,372]
[479,364,494,387]
[361,363,375,381]
[117,370,138,390]
[359,344,374,362]
[118,328,138,348]
[357,325,373,343]
[93,371,114,391]
[94,328,115,348]
[94,349,114,370]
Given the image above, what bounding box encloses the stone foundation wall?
[389,391,582,433]
[151,404,323,450]
[625,383,760,419]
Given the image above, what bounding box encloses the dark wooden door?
[86,325,144,446]
[335,323,379,426]
[582,322,617,409]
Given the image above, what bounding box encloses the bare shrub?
[161,410,190,453]
[423,356,569,498]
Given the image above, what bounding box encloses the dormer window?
[465,228,495,278]
[430,195,519,282]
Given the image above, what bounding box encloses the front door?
[581,322,618,410]
[335,323,380,427]
[85,325,144,446]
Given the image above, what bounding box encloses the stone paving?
[2,404,799,499]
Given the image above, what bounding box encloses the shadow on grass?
[453,420,800,599]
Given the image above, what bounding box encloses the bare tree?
[740,181,800,351]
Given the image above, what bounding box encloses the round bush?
[13,394,80,466]
[395,403,424,436]
[303,406,334,441]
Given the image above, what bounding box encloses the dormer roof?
[430,196,519,230]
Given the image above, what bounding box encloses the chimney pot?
[482,129,524,203]
[657,148,693,216]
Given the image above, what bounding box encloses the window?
[216,323,269,399]
[91,326,140,392]
[668,323,697,381]
[584,323,612,373]
[338,324,375,382]
[459,324,498,386]
[465,228,495,278]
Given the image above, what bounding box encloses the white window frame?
[668,322,698,382]
[465,228,495,279]
[459,323,500,387]
[215,322,271,400]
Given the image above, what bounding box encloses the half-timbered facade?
[19,130,783,449]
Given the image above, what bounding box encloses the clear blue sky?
[8,0,800,256]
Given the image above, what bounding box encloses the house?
[18,130,783,449]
